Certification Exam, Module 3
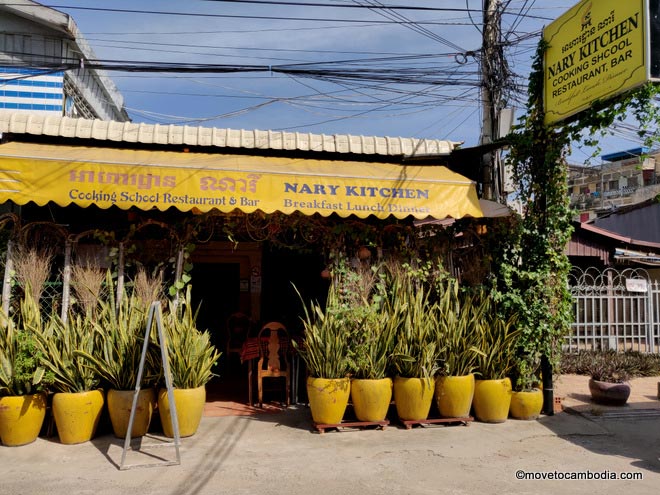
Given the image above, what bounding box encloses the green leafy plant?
[161,286,221,389]
[324,256,395,380]
[349,303,395,380]
[512,359,540,392]
[0,290,53,396]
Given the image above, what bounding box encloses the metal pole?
[2,239,13,317]
[116,242,125,310]
[173,245,184,311]
[60,239,72,323]
[541,354,554,416]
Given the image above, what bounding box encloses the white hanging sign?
[625,278,648,292]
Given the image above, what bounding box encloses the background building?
[0,0,128,121]
[568,148,660,221]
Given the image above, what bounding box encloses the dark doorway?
[190,262,248,402]
[190,262,241,357]
[261,246,327,337]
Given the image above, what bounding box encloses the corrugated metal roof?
[592,202,660,244]
[0,112,459,157]
[580,222,660,249]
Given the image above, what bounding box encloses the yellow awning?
[0,142,482,220]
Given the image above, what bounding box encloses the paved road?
[2,405,659,495]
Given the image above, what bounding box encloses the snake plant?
[294,276,354,380]
[161,286,221,389]
[436,281,489,377]
[36,310,100,393]
[471,289,520,380]
[74,272,159,390]
[387,270,441,380]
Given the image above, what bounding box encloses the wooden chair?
[256,321,290,408]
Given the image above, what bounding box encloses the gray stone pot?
[588,378,631,406]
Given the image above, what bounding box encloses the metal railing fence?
[567,267,660,353]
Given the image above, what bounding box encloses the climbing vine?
[497,39,660,390]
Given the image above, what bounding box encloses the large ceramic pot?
[0,393,47,446]
[393,376,434,422]
[509,389,543,420]
[473,378,512,423]
[306,377,350,425]
[52,389,105,444]
[435,374,475,418]
[588,378,631,406]
[107,388,156,438]
[158,386,206,438]
[350,378,392,422]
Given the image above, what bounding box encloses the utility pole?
[480,0,504,202]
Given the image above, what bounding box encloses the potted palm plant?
[158,286,221,438]
[0,291,53,446]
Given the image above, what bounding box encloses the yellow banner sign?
[543,0,647,125]
[0,142,482,220]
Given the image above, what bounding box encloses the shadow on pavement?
[538,405,660,474]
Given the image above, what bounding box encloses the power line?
[85,37,430,58]
[200,0,483,12]
[350,0,468,53]
[36,4,478,25]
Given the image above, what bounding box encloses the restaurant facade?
[0,111,483,392]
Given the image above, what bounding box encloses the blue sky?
[38,0,642,163]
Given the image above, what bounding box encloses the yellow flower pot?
[52,389,105,444]
[393,376,434,421]
[510,389,543,420]
[435,374,475,418]
[107,388,156,438]
[473,378,512,423]
[158,386,206,438]
[306,377,350,425]
[0,393,47,446]
[350,378,392,422]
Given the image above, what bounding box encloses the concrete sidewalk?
[2,376,660,495]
